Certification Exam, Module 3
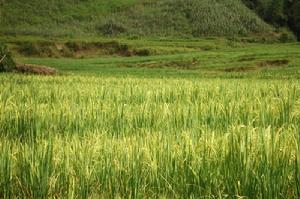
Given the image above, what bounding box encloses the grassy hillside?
[0,0,273,38]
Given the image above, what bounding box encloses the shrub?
[17,42,40,56]
[17,42,56,57]
[279,30,297,43]
[65,42,83,52]
[134,49,151,56]
[97,19,127,36]
[0,43,16,72]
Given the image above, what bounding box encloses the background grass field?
[16,39,300,79]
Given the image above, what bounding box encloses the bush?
[65,42,83,52]
[97,19,127,36]
[0,43,16,72]
[134,49,151,56]
[278,30,297,43]
[17,42,40,56]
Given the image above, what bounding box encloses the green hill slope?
[0,0,273,38]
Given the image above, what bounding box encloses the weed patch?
[121,59,198,70]
[257,59,289,67]
[238,56,257,62]
[224,66,256,72]
[225,59,290,73]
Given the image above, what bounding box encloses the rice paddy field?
[1,39,300,198]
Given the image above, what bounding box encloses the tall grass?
[0,74,299,198]
[0,0,272,38]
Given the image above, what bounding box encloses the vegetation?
[18,38,300,79]
[0,43,16,72]
[1,0,300,198]
[0,74,299,198]
[243,0,300,39]
[0,0,273,38]
[0,39,298,198]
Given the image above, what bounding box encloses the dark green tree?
[266,0,287,26]
[242,0,299,40]
[288,0,300,39]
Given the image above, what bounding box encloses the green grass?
[0,0,274,38]
[17,39,300,79]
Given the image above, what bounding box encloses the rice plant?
[0,74,299,198]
